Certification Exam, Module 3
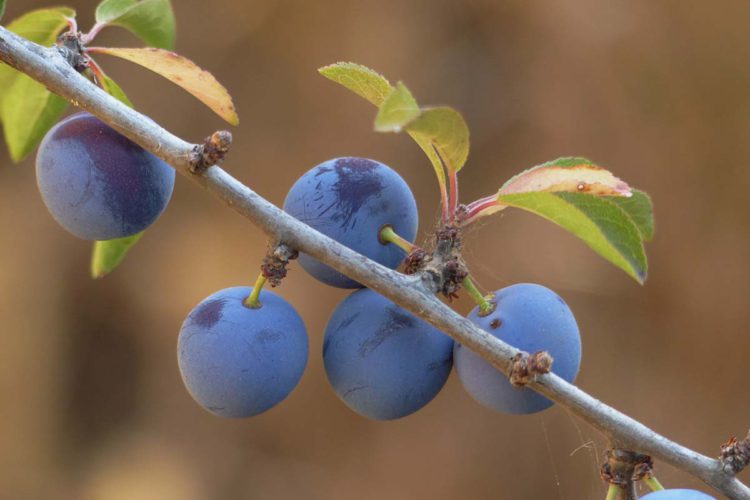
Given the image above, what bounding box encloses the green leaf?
[89,47,239,125]
[606,189,654,241]
[405,107,470,173]
[95,0,175,50]
[374,82,420,132]
[319,62,393,107]
[497,191,648,283]
[1,74,68,162]
[0,7,75,116]
[91,232,145,278]
[100,73,134,108]
[0,0,7,22]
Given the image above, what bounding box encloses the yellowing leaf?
[405,107,469,173]
[500,157,632,197]
[319,62,393,107]
[375,82,420,132]
[89,47,239,125]
[91,232,145,278]
[466,157,633,220]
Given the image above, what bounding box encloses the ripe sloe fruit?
[641,490,715,499]
[323,288,453,420]
[178,287,308,418]
[283,157,418,288]
[454,283,581,414]
[36,113,175,240]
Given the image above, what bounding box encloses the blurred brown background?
[1,0,749,498]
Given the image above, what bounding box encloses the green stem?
[462,276,495,314]
[644,476,664,492]
[379,225,417,253]
[605,484,621,500]
[244,273,267,308]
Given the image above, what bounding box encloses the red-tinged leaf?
[88,47,239,125]
[500,157,631,197]
[464,157,633,221]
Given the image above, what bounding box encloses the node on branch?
[720,431,750,474]
[191,130,233,173]
[508,351,553,387]
[261,243,299,287]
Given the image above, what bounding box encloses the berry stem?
[64,16,78,34]
[244,273,267,309]
[379,225,417,253]
[604,484,620,500]
[644,476,664,492]
[462,276,495,314]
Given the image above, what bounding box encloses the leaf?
[405,107,469,173]
[0,0,7,22]
[89,47,239,125]
[498,191,648,283]
[374,82,420,132]
[319,62,393,107]
[100,73,134,108]
[1,75,69,162]
[466,157,634,219]
[95,0,175,50]
[606,189,654,241]
[500,157,632,197]
[0,7,75,116]
[320,62,470,196]
[91,232,145,278]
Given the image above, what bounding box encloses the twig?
[0,26,747,499]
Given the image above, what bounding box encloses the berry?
[640,490,716,499]
[454,283,581,414]
[323,288,453,420]
[36,112,175,240]
[178,287,308,418]
[283,157,418,288]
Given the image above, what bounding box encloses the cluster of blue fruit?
[183,156,584,420]
[34,116,582,420]
[33,110,715,500]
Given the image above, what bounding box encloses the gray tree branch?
[0,26,747,499]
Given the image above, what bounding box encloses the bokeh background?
[2,0,749,498]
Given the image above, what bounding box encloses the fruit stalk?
[461,276,495,315]
[379,225,418,253]
[244,274,267,308]
[1,26,746,499]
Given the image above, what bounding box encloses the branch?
[0,26,747,499]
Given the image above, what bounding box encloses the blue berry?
[323,288,453,419]
[36,113,175,240]
[640,489,716,499]
[455,283,581,414]
[178,287,308,418]
[283,157,418,288]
